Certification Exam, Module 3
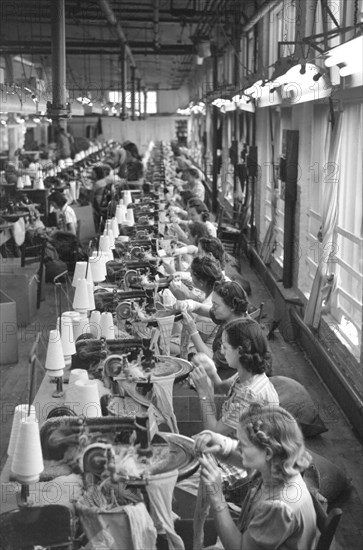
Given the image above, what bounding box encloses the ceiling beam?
[0,41,195,55]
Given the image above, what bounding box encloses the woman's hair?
[213,280,248,315]
[239,404,311,484]
[48,190,67,208]
[123,141,142,160]
[198,237,226,269]
[183,167,200,180]
[188,221,210,244]
[92,164,111,181]
[223,318,272,374]
[190,257,223,294]
[188,200,210,222]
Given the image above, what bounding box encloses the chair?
[216,200,249,256]
[0,505,77,550]
[310,491,343,550]
[20,236,47,309]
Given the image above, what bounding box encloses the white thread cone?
[106,228,115,249]
[126,208,135,226]
[17,176,24,189]
[89,310,102,338]
[89,255,106,282]
[156,315,175,356]
[62,311,82,341]
[65,379,101,418]
[33,177,45,190]
[73,278,90,312]
[99,235,111,253]
[100,249,113,263]
[123,191,132,205]
[100,312,115,339]
[59,314,76,359]
[116,205,127,223]
[73,315,91,340]
[111,217,119,238]
[45,329,65,377]
[87,282,96,311]
[68,369,88,386]
[72,262,87,287]
[7,405,37,457]
[11,417,44,483]
[105,220,112,232]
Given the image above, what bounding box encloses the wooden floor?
[1,253,362,549]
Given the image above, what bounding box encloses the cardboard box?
[0,289,18,364]
[0,263,38,326]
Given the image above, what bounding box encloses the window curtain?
[304,110,343,328]
[260,108,278,264]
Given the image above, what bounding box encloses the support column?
[137,78,142,118]
[120,46,127,120]
[131,66,136,121]
[144,89,148,118]
[212,46,219,213]
[50,0,67,132]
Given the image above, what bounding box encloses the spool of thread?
[126,208,135,226]
[106,228,115,249]
[62,311,82,341]
[73,278,90,313]
[72,262,87,287]
[45,329,66,377]
[89,255,106,283]
[100,312,115,339]
[99,235,111,253]
[11,416,44,483]
[59,314,76,363]
[7,405,37,457]
[67,369,89,390]
[87,282,96,311]
[65,379,101,418]
[123,191,132,206]
[89,310,102,338]
[33,177,45,190]
[111,217,119,238]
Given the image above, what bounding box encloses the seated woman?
[175,199,217,238]
[171,257,223,348]
[194,404,318,550]
[48,191,77,235]
[190,318,278,435]
[181,280,249,371]
[123,141,144,187]
[181,167,205,201]
[198,237,227,272]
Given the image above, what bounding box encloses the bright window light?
[146,91,157,114]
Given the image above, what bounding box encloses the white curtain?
[304,111,343,328]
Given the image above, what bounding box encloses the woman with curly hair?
[181,280,251,371]
[190,318,278,435]
[194,404,318,550]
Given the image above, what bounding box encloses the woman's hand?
[193,430,227,455]
[193,353,217,380]
[198,453,224,507]
[181,310,198,335]
[190,365,213,395]
[169,281,190,300]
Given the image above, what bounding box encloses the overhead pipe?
[98,0,136,68]
[242,0,282,33]
[153,0,160,50]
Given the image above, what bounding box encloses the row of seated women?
[156,148,319,549]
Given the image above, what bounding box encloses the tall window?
[331,102,363,357]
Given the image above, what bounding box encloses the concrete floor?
[1,254,362,548]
